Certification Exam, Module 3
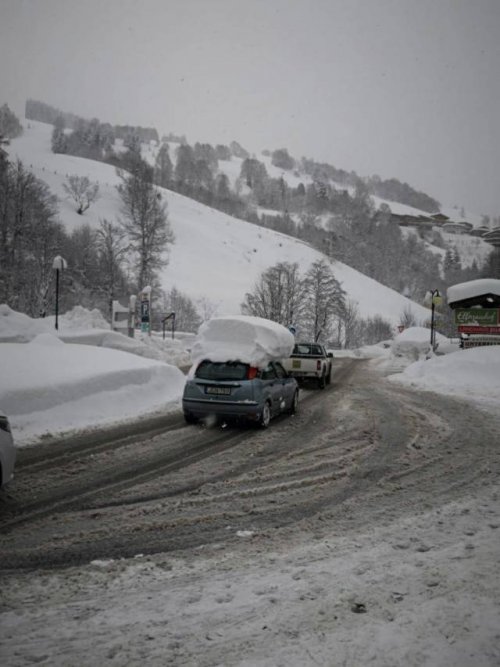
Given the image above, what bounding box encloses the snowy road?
[2,357,500,665]
[2,358,499,573]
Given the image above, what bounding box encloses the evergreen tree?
[0,104,23,139]
[175,144,197,187]
[154,144,173,188]
[271,148,295,170]
[51,116,67,153]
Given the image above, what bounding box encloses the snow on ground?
[2,314,500,665]
[2,480,499,667]
[2,308,500,449]
[0,305,191,445]
[2,121,499,664]
[6,120,431,325]
[388,345,500,411]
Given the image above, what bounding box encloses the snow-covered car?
[0,411,16,488]
[182,359,299,427]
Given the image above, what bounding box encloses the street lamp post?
[428,288,442,350]
[52,255,67,330]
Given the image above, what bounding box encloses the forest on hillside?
[1,101,495,344]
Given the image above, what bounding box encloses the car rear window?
[195,360,249,381]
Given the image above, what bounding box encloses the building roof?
[447,279,500,309]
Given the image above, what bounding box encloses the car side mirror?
[327,352,333,358]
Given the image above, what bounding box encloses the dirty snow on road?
[1,317,500,666]
[2,481,499,666]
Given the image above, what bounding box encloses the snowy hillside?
[7,120,433,325]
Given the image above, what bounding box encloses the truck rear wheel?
[318,373,326,389]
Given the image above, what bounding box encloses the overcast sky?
[1,0,500,217]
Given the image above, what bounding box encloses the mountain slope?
[7,120,431,325]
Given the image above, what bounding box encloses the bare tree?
[0,159,62,316]
[117,161,174,291]
[399,305,417,329]
[96,218,129,319]
[241,261,306,326]
[162,286,201,333]
[196,296,219,323]
[336,299,361,349]
[302,259,346,342]
[63,175,100,214]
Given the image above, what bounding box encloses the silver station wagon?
[182,359,299,427]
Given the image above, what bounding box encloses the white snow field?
[6,120,433,323]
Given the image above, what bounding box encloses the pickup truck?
[281,342,333,389]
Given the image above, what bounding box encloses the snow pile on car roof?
[191,316,294,368]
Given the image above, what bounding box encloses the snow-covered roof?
[447,278,500,307]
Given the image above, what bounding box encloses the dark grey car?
[182,360,299,427]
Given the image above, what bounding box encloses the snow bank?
[59,304,110,329]
[0,338,186,444]
[0,304,50,342]
[190,316,295,368]
[390,326,447,361]
[389,346,500,408]
[0,304,193,366]
[0,304,109,343]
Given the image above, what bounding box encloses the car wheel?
[318,373,326,389]
[289,390,299,415]
[326,369,332,385]
[184,412,198,424]
[260,402,271,428]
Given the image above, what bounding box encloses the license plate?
[292,359,301,369]
[206,386,231,395]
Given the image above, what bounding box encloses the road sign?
[454,309,499,326]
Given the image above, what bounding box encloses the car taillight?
[247,366,258,380]
[317,360,321,371]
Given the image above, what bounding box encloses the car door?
[272,361,295,411]
[260,363,282,416]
